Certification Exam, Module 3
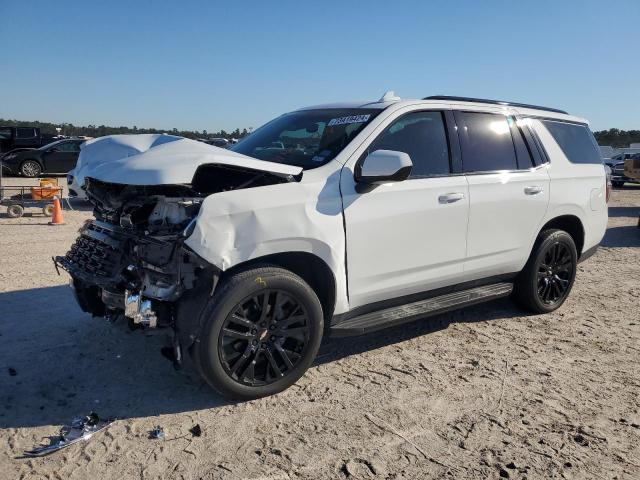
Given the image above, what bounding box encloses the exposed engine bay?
[54,164,296,350]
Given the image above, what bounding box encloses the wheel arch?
[222,251,337,323]
[538,214,585,257]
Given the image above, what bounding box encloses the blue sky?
[1,0,638,132]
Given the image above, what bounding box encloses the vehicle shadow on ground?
[0,285,233,429]
[607,206,640,218]
[601,225,640,247]
[316,298,524,366]
[0,284,522,429]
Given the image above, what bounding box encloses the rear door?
[454,111,550,278]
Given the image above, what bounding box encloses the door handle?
[524,186,544,195]
[438,192,465,204]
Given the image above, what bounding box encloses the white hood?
[74,134,302,186]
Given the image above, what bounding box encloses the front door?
[42,141,81,173]
[341,110,470,309]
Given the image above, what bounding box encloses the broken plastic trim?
[22,412,114,458]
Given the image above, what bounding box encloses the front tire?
[513,229,577,313]
[20,160,42,177]
[194,266,324,400]
[6,204,24,218]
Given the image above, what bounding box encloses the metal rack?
[0,157,63,218]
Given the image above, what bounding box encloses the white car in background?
[55,92,608,400]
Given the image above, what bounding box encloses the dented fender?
[184,165,350,314]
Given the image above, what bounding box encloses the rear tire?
[20,160,42,177]
[513,229,577,313]
[194,266,324,400]
[612,181,624,188]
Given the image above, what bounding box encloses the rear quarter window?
[541,120,602,164]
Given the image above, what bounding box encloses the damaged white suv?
[56,93,608,399]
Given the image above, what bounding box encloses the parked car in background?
[203,138,231,148]
[54,93,608,400]
[609,152,640,187]
[1,138,85,177]
[624,153,640,182]
[0,126,58,154]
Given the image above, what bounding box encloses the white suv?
[56,92,608,399]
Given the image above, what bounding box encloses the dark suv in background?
[0,126,57,154]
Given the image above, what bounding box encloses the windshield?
[231,108,381,169]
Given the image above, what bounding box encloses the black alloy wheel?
[536,242,574,305]
[513,229,577,313]
[219,289,309,386]
[195,266,323,400]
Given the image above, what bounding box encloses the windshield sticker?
[327,114,370,127]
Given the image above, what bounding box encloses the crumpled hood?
[74,134,302,186]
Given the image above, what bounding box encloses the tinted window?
[0,128,11,140]
[366,111,450,177]
[16,128,36,139]
[541,120,602,164]
[510,119,534,168]
[50,141,81,152]
[456,112,518,172]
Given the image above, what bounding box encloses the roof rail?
[423,95,568,115]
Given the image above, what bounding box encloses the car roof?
[296,92,588,125]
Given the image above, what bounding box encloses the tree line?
[1,118,639,147]
[0,118,250,140]
[592,129,640,148]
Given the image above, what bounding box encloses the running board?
[330,282,513,337]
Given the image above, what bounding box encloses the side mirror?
[355,150,412,184]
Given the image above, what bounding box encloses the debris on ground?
[149,426,165,440]
[22,412,113,457]
[189,424,202,437]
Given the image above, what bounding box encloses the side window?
[50,142,76,152]
[366,111,450,178]
[509,119,535,169]
[455,112,518,172]
[541,120,602,164]
[16,128,36,139]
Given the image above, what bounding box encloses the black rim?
[219,289,309,387]
[537,242,573,305]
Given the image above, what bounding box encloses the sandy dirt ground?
[0,176,639,480]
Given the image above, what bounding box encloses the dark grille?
[58,222,127,283]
